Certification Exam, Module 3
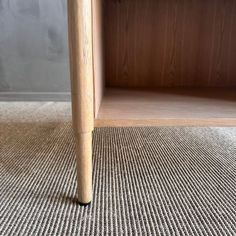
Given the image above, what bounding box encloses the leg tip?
[78,201,91,206]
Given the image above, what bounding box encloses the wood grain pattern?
[67,0,94,204]
[96,88,236,127]
[104,0,236,88]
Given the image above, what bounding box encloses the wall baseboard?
[0,92,71,101]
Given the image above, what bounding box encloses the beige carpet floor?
[0,102,236,236]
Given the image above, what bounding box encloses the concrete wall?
[0,0,70,100]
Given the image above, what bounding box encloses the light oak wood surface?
[67,0,94,204]
[96,88,236,127]
[93,0,104,117]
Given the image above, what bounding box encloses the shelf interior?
[93,0,236,127]
[95,88,236,127]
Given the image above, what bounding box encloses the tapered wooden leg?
[75,132,93,204]
[67,0,94,204]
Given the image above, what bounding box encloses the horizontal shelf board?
[95,88,236,127]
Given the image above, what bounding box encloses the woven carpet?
[1,102,236,236]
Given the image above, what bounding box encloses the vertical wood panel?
[93,0,104,117]
[104,0,236,88]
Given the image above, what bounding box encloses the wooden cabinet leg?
[75,132,93,205]
[67,0,94,204]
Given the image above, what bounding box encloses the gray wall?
[0,0,70,100]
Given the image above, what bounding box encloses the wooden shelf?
[67,0,236,203]
[95,88,236,127]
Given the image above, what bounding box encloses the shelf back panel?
[104,0,236,88]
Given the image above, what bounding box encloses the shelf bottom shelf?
[95,88,236,127]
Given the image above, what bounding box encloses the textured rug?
[0,102,236,236]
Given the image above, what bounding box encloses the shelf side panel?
[93,0,105,118]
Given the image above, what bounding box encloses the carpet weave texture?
[0,102,236,236]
